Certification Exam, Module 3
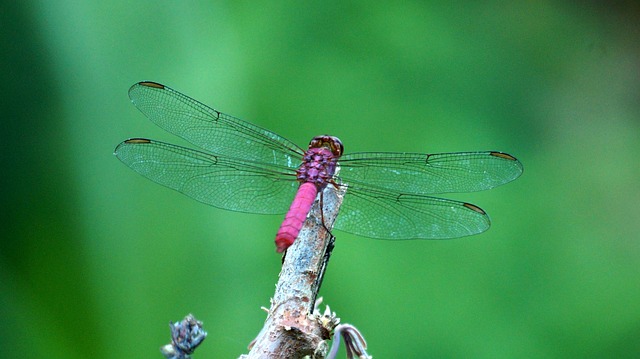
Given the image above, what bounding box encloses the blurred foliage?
[1,1,639,358]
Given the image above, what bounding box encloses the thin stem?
[242,184,346,358]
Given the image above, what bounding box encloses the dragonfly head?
[309,135,344,157]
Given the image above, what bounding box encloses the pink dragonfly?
[115,81,523,252]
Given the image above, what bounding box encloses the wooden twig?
[242,183,347,358]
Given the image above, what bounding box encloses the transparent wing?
[128,81,304,167]
[114,139,299,214]
[339,151,523,195]
[334,184,491,240]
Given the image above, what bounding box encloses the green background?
[2,2,639,358]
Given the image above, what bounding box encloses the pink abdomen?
[275,182,318,252]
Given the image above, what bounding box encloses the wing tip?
[128,81,165,98]
[463,202,487,215]
[490,151,518,161]
[114,138,152,155]
[123,138,152,144]
[490,151,524,178]
[137,81,165,89]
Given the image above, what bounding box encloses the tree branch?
[243,183,347,358]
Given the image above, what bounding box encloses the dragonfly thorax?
[296,146,339,187]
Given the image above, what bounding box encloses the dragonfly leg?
[318,187,338,236]
[311,234,335,309]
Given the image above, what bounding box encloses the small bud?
[161,314,207,359]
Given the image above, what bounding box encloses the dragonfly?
[115,81,523,252]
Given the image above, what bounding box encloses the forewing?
[339,151,523,194]
[115,139,298,214]
[128,81,304,167]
